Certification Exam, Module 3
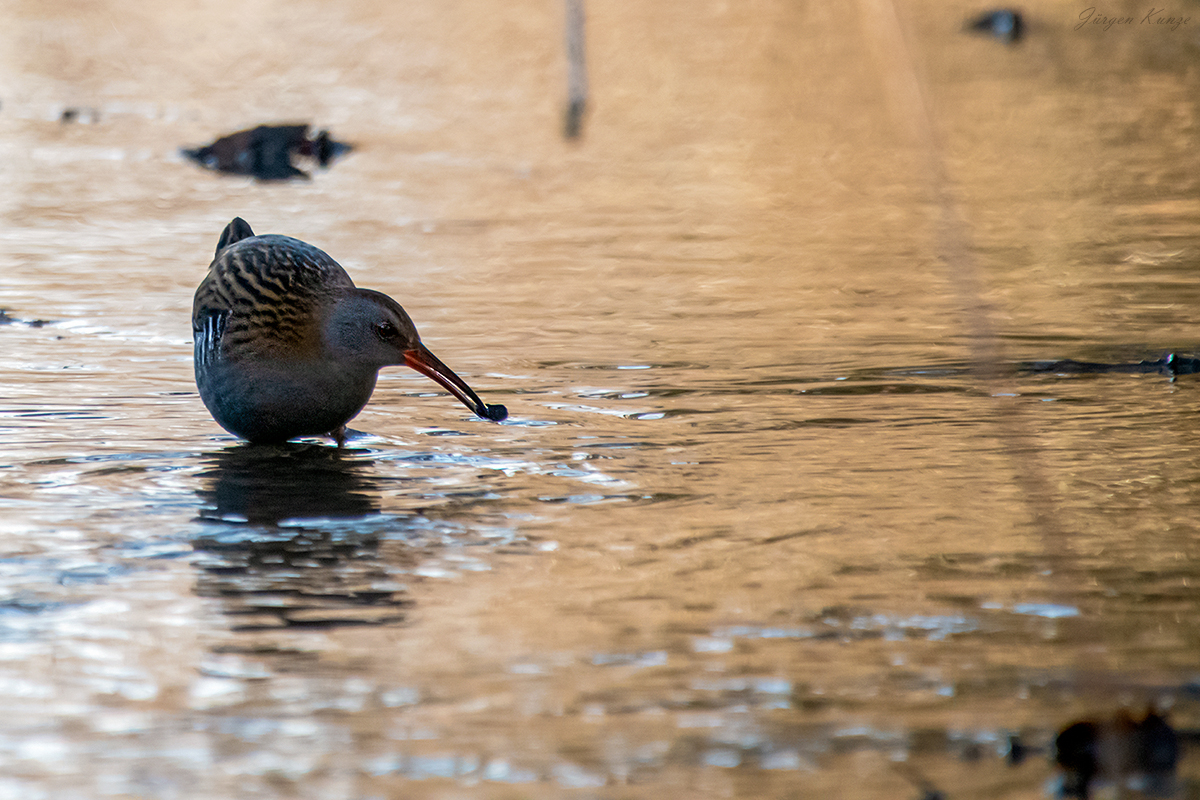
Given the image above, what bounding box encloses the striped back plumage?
[193,234,354,361]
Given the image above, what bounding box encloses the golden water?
[3,1,1200,797]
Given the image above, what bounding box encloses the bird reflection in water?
[194,443,415,630]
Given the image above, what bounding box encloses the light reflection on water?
[4,0,1200,797]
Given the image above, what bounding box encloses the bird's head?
[324,288,506,421]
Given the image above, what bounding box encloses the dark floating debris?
[1005,733,1028,766]
[1028,353,1200,379]
[60,107,100,124]
[0,309,52,328]
[182,124,352,181]
[1054,710,1178,799]
[965,8,1024,43]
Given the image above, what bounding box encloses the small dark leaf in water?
[965,9,1024,43]
[181,124,353,181]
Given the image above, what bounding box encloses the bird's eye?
[375,321,399,341]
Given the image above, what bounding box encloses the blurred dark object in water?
[965,9,1024,43]
[564,92,587,140]
[60,106,99,124]
[182,124,352,181]
[1005,733,1028,766]
[1054,710,1178,799]
[563,0,588,139]
[0,308,52,327]
[1029,353,1200,379]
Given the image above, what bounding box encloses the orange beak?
[404,344,507,421]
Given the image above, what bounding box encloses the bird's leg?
[330,426,347,448]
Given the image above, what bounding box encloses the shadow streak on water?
[193,443,414,631]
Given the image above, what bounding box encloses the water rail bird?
[193,218,506,444]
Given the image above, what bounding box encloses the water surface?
[3,1,1200,797]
